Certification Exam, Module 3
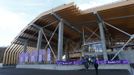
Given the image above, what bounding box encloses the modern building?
[3,0,134,65]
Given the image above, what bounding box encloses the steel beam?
[32,23,72,43]
[23,40,28,63]
[32,24,41,30]
[98,23,108,60]
[23,41,28,51]
[82,28,85,45]
[104,22,131,37]
[85,27,99,42]
[57,20,64,61]
[41,28,57,59]
[32,24,58,59]
[37,29,42,62]
[94,12,108,60]
[111,34,134,60]
[51,12,82,34]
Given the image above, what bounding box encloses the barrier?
[56,60,129,65]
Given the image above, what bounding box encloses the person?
[88,57,93,67]
[93,57,99,75]
[81,56,89,70]
[86,56,91,70]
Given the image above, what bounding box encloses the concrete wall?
[0,63,3,68]
[119,50,134,63]
[16,64,84,70]
[16,64,131,71]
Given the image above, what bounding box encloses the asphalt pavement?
[0,68,130,75]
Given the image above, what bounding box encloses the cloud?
[77,0,124,10]
[0,7,28,47]
[24,3,45,7]
[78,1,100,10]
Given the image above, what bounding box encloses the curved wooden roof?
[17,0,133,45]
[10,0,134,54]
[3,0,134,64]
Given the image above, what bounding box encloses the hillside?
[0,47,6,63]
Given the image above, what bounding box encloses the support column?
[37,30,42,62]
[23,40,28,53]
[98,23,108,60]
[23,40,28,63]
[57,20,64,61]
[95,12,108,60]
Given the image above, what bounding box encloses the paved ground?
[0,68,130,75]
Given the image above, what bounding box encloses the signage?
[56,60,129,65]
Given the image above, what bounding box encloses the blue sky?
[0,0,123,47]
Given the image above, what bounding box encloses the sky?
[0,0,123,47]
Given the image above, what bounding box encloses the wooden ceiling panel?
[63,26,80,39]
[99,4,134,19]
[106,17,134,30]
[56,5,79,14]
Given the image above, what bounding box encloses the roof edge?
[11,2,75,43]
